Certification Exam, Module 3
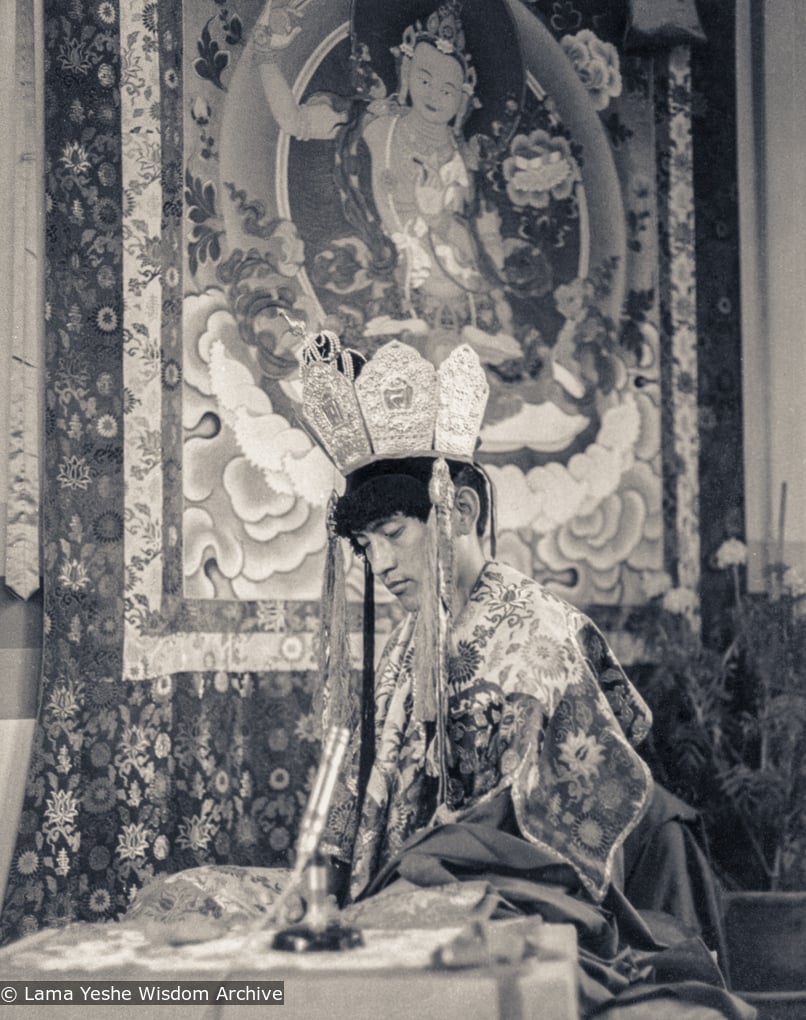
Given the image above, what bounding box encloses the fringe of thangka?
[318,490,351,738]
[356,555,376,810]
[413,458,454,805]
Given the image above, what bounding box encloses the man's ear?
[453,485,480,537]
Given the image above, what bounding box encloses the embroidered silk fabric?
[322,562,653,902]
[125,866,296,927]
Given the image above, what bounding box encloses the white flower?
[16,851,39,876]
[715,538,748,570]
[116,823,150,861]
[269,767,290,791]
[554,277,592,322]
[783,567,806,598]
[152,675,173,699]
[557,731,605,780]
[89,889,111,914]
[641,570,673,600]
[560,29,622,112]
[662,586,699,616]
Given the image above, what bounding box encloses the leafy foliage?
[193,17,230,91]
[629,551,806,890]
[185,169,223,277]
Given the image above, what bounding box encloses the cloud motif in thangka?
[183,288,335,601]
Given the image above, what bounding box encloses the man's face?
[354,513,429,613]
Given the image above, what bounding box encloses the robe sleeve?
[576,617,652,748]
[504,598,654,902]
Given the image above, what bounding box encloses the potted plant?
[624,539,806,1004]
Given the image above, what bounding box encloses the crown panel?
[302,361,372,473]
[435,343,489,458]
[355,342,438,456]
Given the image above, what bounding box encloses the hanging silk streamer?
[318,492,350,737]
[412,458,454,804]
[355,555,375,821]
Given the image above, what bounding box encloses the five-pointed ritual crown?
[299,330,489,476]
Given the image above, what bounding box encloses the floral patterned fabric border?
[0,0,743,944]
[659,47,701,601]
[0,0,321,943]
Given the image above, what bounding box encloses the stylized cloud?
[182,289,336,599]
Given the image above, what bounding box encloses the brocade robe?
[322,561,654,903]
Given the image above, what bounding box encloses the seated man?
[300,336,751,1018]
[321,452,654,910]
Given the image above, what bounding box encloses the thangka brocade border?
[120,3,702,681]
[120,1,320,680]
[667,48,701,606]
[654,44,701,619]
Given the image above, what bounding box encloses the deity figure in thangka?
[256,0,597,458]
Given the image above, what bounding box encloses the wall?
[0,0,43,903]
[738,0,806,586]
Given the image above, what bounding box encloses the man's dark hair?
[333,457,489,550]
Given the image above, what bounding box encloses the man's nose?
[367,537,395,577]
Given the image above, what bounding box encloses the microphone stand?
[271,725,363,952]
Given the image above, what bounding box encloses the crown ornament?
[298,327,489,476]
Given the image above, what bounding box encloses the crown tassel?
[317,492,352,738]
[412,458,454,804]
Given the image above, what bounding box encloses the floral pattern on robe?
[321,562,653,903]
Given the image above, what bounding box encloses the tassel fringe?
[412,503,440,723]
[356,556,376,815]
[412,459,454,805]
[318,491,350,738]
